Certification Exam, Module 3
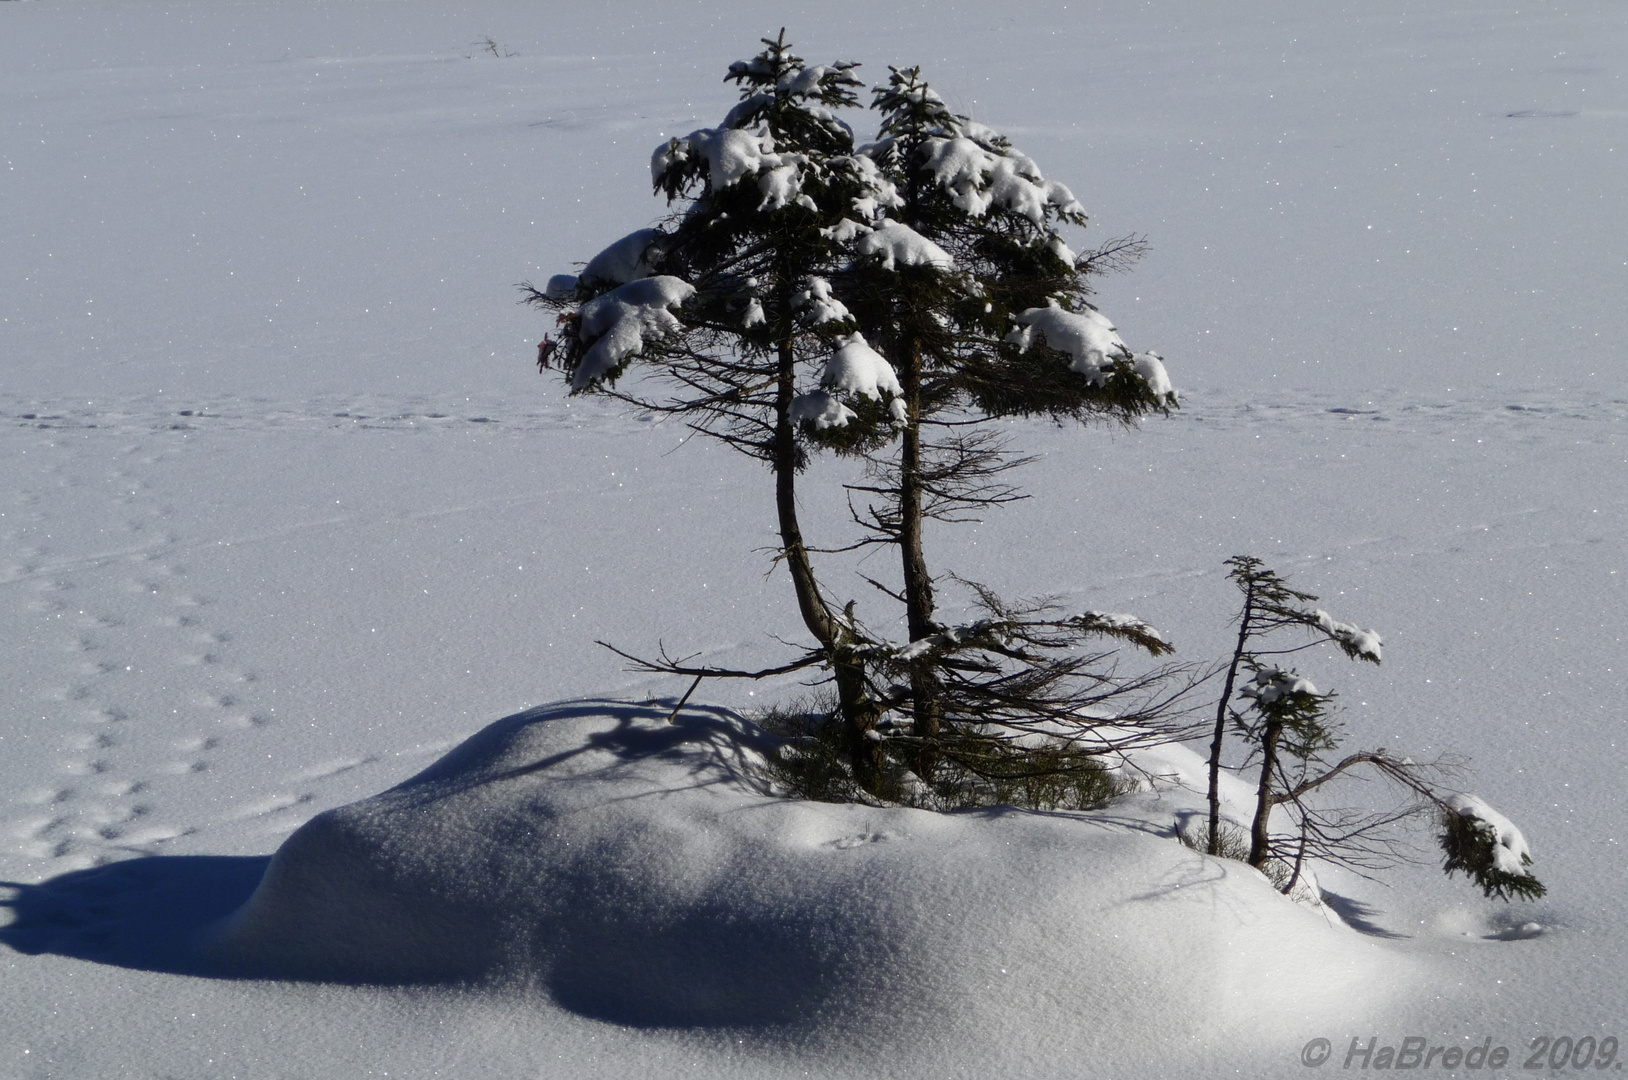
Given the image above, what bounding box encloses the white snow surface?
[2,2,1625,1077]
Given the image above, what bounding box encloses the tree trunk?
[1248,716,1283,870]
[771,327,885,792]
[896,335,943,781]
[1207,590,1253,855]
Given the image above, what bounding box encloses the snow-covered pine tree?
[522,34,895,785]
[802,66,1186,791]
[1209,556,1544,901]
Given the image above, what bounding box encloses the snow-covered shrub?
[1202,556,1543,903]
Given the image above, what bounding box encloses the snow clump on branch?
[1445,793,1534,878]
[921,136,1085,225]
[1315,609,1384,662]
[1007,300,1127,385]
[792,333,906,428]
[793,277,851,325]
[652,128,816,213]
[581,228,666,288]
[853,221,954,271]
[1076,611,1166,644]
[1240,666,1321,706]
[572,276,696,389]
[1007,300,1177,402]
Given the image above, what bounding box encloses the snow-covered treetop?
[865,64,1088,247]
[653,32,862,204]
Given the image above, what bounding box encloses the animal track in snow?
[287,756,379,782]
[229,793,315,821]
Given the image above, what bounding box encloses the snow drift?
[211,700,1404,1045]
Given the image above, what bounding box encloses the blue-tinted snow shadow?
[0,854,270,975]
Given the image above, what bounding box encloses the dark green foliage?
[756,695,870,805]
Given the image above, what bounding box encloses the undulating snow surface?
[2,2,1624,1077]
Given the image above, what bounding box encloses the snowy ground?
[2,2,1624,1077]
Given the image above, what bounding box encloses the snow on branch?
[853,220,954,271]
[921,135,1085,225]
[1070,611,1171,656]
[793,276,852,325]
[581,228,667,288]
[1314,609,1383,663]
[791,332,905,429]
[1440,793,1545,900]
[1239,665,1322,707]
[572,276,696,389]
[822,333,902,399]
[1007,300,1127,387]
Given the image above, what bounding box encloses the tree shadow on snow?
[1319,890,1410,939]
[0,854,270,975]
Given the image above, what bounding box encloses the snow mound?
[211,701,1405,1045]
